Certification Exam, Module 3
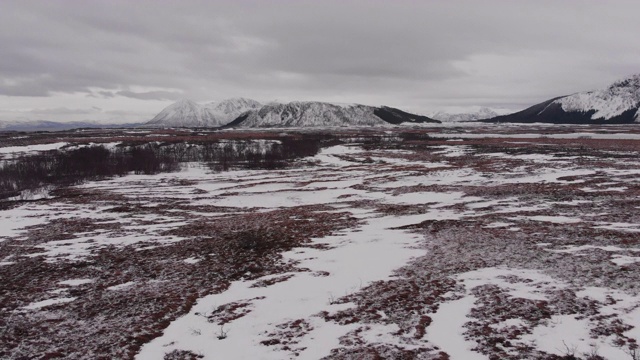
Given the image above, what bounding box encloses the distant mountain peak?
[430,107,501,122]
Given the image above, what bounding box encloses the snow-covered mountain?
[486,74,640,124]
[430,107,501,122]
[225,101,440,128]
[145,98,262,128]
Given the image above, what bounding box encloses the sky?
[1,0,640,124]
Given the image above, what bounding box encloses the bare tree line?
[0,135,327,201]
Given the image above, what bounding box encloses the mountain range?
[146,99,440,128]
[225,102,439,128]
[485,74,640,124]
[2,73,640,131]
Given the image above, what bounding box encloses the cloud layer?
[1,0,640,122]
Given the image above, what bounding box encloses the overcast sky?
[1,0,640,123]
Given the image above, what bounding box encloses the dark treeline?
[0,135,329,201]
[0,144,179,200]
[160,136,323,170]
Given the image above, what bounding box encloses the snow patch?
[107,282,136,291]
[58,279,94,286]
[22,297,76,310]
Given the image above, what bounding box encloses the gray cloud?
[29,107,97,115]
[93,90,183,101]
[1,0,640,120]
[115,90,183,101]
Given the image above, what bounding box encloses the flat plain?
[2,124,640,360]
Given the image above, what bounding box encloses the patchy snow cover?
[611,255,640,266]
[436,132,640,140]
[453,268,640,358]
[0,142,68,155]
[137,209,431,359]
[595,222,640,233]
[4,129,640,359]
[426,295,486,360]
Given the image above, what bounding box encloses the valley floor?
[2,125,640,359]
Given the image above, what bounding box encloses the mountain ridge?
[223,101,440,128]
[145,98,262,128]
[484,74,640,124]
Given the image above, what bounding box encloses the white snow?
[137,210,429,359]
[435,132,640,140]
[525,215,583,224]
[4,137,640,359]
[484,222,514,228]
[22,297,77,310]
[183,257,201,264]
[521,314,630,359]
[0,142,68,155]
[546,245,640,254]
[58,279,94,286]
[107,282,136,291]
[610,255,640,266]
[426,296,486,360]
[594,222,640,233]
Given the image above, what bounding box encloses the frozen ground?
[1,126,640,359]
